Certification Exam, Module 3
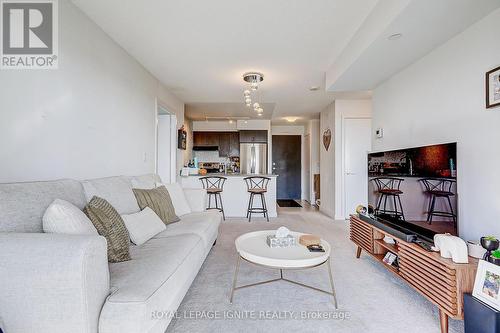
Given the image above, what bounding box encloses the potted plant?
[481,236,500,260]
[489,250,500,266]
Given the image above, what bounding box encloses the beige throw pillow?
[83,196,131,263]
[132,186,180,225]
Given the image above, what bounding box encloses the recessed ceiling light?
[309,86,320,91]
[388,33,402,41]
[284,117,299,123]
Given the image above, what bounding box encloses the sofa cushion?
[82,176,140,215]
[84,196,131,263]
[161,183,192,216]
[0,179,86,233]
[43,199,98,235]
[100,234,206,333]
[121,207,166,246]
[129,174,161,190]
[154,210,221,247]
[132,186,180,225]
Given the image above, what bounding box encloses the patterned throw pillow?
[132,186,180,225]
[83,196,131,263]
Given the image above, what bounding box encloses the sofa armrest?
[0,233,110,333]
[183,188,207,212]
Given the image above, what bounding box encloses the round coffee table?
[229,230,338,308]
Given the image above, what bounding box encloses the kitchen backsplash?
[193,150,230,164]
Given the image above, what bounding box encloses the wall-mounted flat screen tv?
[368,142,457,237]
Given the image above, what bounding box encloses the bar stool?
[419,178,457,227]
[199,176,227,220]
[372,177,405,220]
[244,176,270,222]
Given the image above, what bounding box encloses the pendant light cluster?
[242,72,264,116]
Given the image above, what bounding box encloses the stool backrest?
[419,178,455,193]
[372,177,404,191]
[243,176,270,191]
[199,176,227,190]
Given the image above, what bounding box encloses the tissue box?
[266,235,297,248]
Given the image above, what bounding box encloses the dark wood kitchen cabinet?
[193,132,219,146]
[217,132,239,157]
[218,133,231,157]
[193,131,240,157]
[239,130,267,143]
[229,132,240,157]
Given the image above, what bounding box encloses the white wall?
[271,125,306,200]
[0,1,184,182]
[372,8,500,240]
[334,100,372,219]
[320,102,335,217]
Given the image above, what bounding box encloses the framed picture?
[486,65,500,109]
[472,260,500,310]
[177,127,187,150]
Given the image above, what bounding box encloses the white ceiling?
[71,0,377,121]
[71,0,499,123]
[327,0,500,91]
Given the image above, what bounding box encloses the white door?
[303,134,311,203]
[344,118,371,217]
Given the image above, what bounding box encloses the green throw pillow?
[132,186,180,225]
[83,196,131,263]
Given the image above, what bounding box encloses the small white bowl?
[467,240,486,259]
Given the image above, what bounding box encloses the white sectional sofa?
[0,174,221,333]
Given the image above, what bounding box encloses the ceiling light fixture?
[388,33,402,40]
[309,86,320,91]
[243,72,264,90]
[284,117,299,123]
[242,72,265,115]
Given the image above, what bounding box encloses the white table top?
[235,230,330,268]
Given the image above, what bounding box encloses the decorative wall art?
[323,128,331,151]
[486,65,500,109]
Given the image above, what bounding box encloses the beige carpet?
[166,208,464,333]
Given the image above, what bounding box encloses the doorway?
[272,135,301,200]
[156,104,177,184]
[344,118,371,217]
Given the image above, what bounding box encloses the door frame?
[337,116,372,220]
[154,99,177,184]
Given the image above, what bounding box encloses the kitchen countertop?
[185,173,278,177]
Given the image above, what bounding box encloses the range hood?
[192,146,218,151]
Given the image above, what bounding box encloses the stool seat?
[427,190,454,197]
[248,189,267,194]
[379,189,403,195]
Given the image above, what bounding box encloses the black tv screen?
[368,142,457,237]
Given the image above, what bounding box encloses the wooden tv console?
[350,215,478,333]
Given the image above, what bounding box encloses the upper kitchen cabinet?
[215,132,240,157]
[229,132,240,157]
[193,132,219,146]
[218,133,231,157]
[239,130,267,143]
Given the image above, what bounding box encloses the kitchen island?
[180,174,278,218]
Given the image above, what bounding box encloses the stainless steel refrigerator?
[240,143,267,174]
